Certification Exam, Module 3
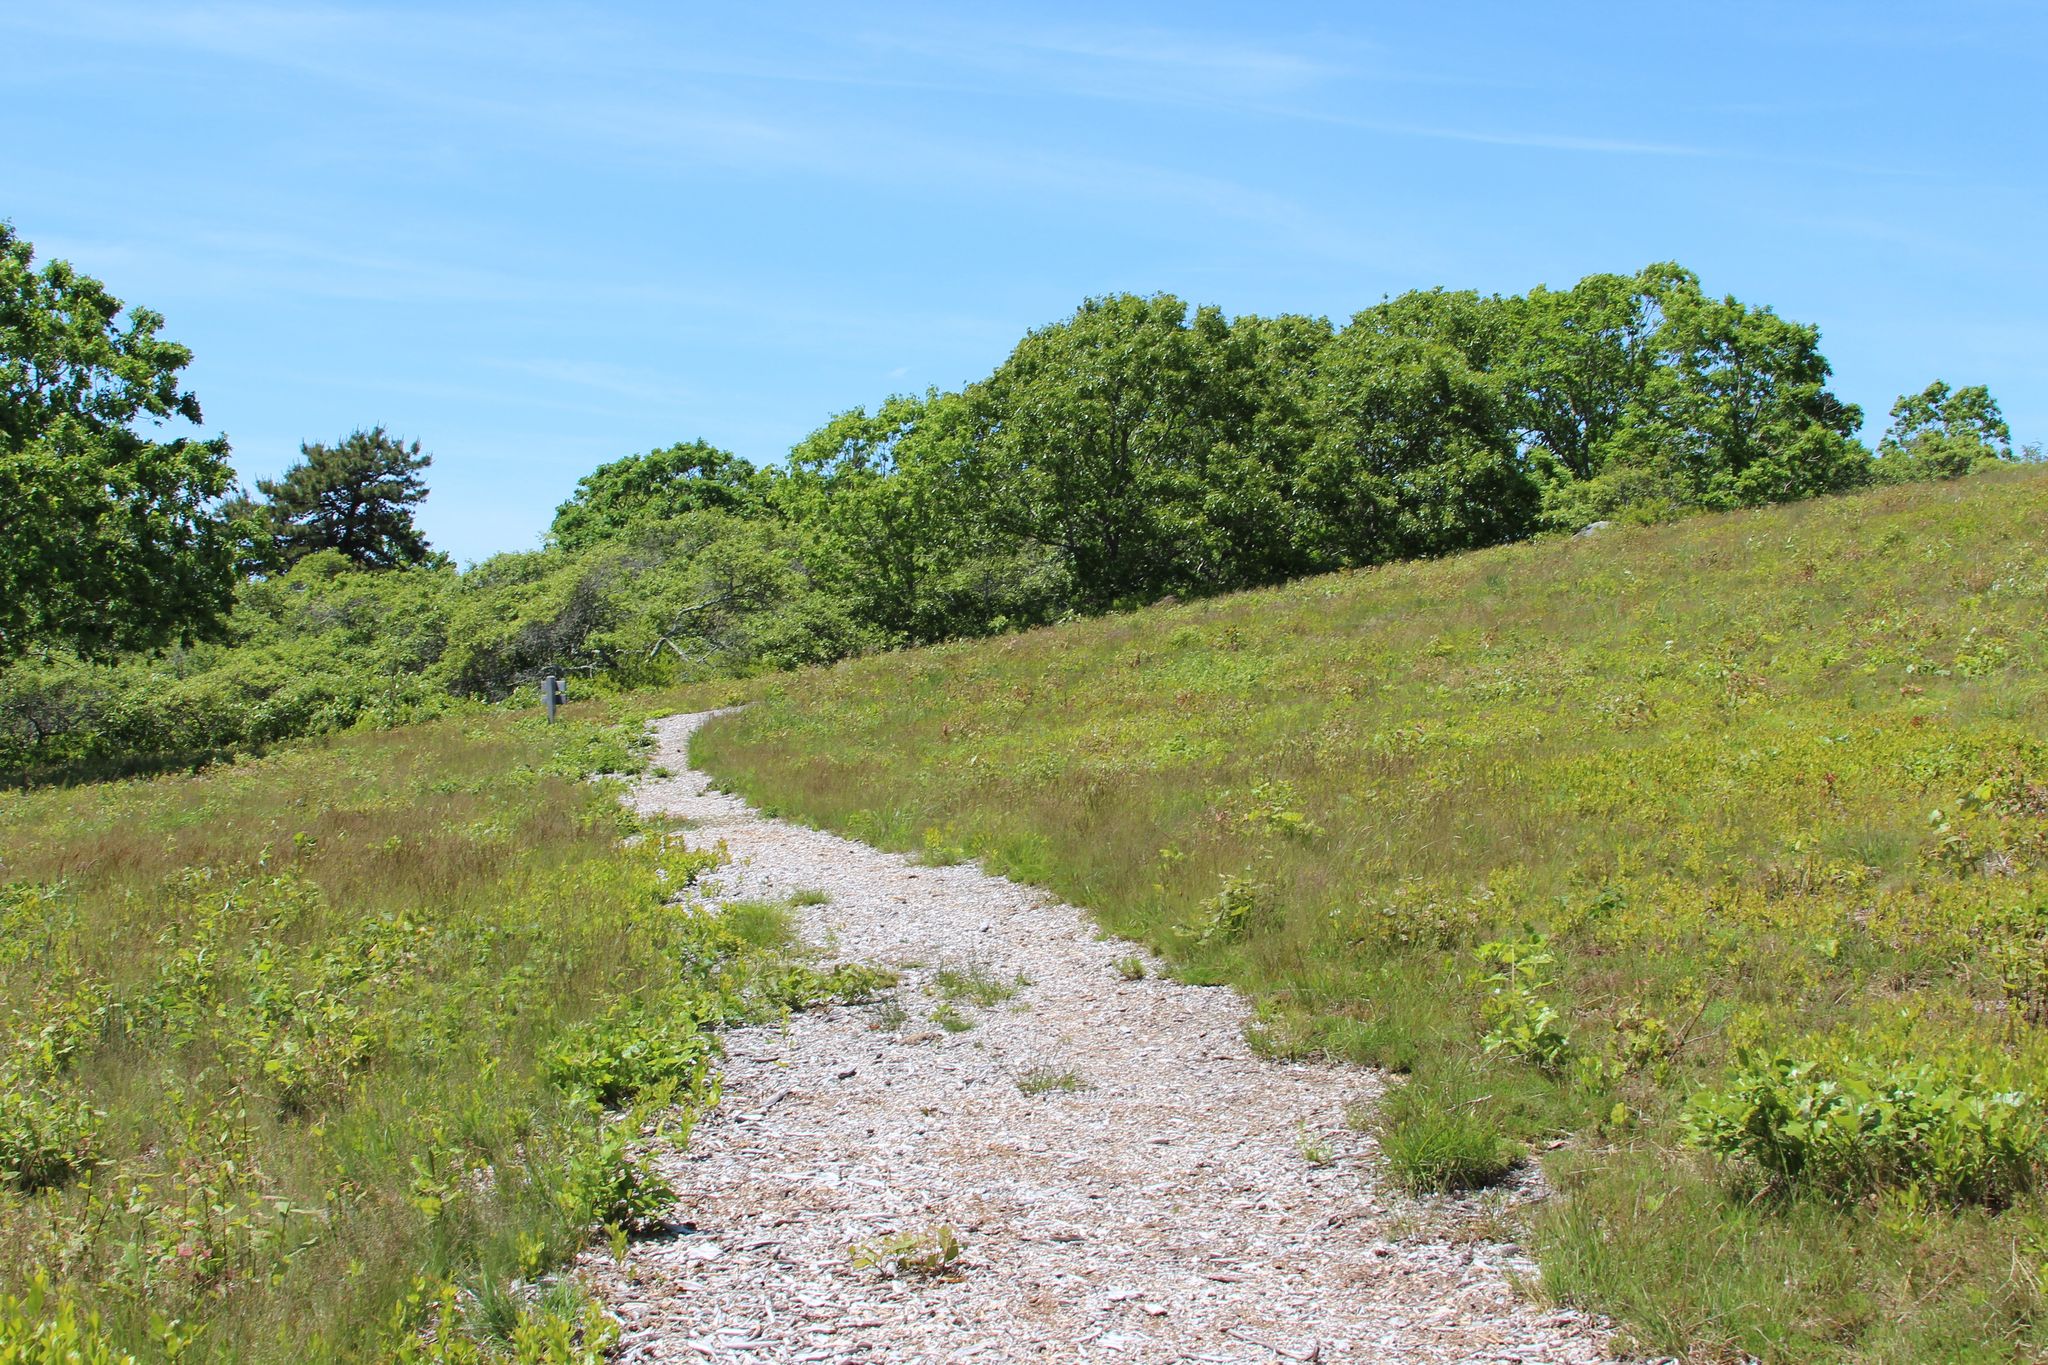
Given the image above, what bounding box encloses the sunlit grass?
[693,468,2048,1361]
[0,697,865,1362]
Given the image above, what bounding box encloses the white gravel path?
[587,711,1614,1364]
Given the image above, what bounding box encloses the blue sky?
[4,2,2042,564]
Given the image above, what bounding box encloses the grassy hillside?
[696,467,2048,1363]
[0,694,867,1362]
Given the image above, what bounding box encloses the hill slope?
[695,468,2048,1363]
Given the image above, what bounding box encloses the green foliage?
[0,222,239,660]
[1875,380,2017,484]
[0,1081,100,1193]
[966,292,1294,608]
[1015,1067,1087,1096]
[928,965,1025,1008]
[0,701,858,1360]
[1366,1079,1519,1194]
[256,427,434,571]
[928,1003,973,1033]
[1686,1039,2048,1207]
[1303,287,1536,565]
[780,393,1061,644]
[1474,935,1573,1071]
[548,440,762,553]
[543,1005,714,1110]
[0,1275,142,1365]
[1184,873,1267,946]
[556,1127,673,1233]
[385,1279,617,1365]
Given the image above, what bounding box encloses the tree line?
[0,221,2031,777]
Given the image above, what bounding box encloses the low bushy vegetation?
[0,698,873,1361]
[694,469,2048,1360]
[1686,1037,2047,1208]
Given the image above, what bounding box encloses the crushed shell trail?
[586,711,1613,1364]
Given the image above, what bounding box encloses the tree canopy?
[549,439,763,551]
[1875,381,2013,482]
[0,222,239,660]
[257,427,434,570]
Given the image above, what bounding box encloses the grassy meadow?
[695,467,2048,1362]
[0,692,868,1362]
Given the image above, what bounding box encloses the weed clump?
[0,1082,100,1192]
[0,1274,142,1364]
[930,964,1028,1007]
[848,1225,963,1279]
[545,1005,715,1110]
[1016,1067,1089,1095]
[1185,873,1267,946]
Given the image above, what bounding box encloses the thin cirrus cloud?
[8,4,1708,167]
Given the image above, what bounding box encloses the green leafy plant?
[847,1226,963,1279]
[0,1079,100,1192]
[1185,873,1267,946]
[557,1127,674,1233]
[1685,1040,2048,1207]
[0,1274,140,1364]
[544,1005,715,1110]
[1474,935,1572,1071]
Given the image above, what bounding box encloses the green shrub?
[0,1080,100,1192]
[557,1127,673,1233]
[1686,1041,2048,1207]
[544,1005,714,1109]
[1185,873,1267,946]
[1474,935,1572,1071]
[0,1275,137,1365]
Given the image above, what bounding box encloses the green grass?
[0,699,871,1362]
[1363,1074,1519,1193]
[929,965,1028,1008]
[1016,1067,1088,1096]
[691,469,2048,1362]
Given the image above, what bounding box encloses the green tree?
[258,427,434,570]
[1875,381,2012,482]
[780,392,1062,643]
[548,439,762,552]
[1300,288,1537,566]
[1194,311,1332,587]
[1537,268,1869,525]
[967,293,1252,608]
[0,222,240,659]
[1503,264,1680,482]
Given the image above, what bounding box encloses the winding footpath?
[586,712,1612,1364]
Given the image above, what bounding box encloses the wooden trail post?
[541,669,565,724]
